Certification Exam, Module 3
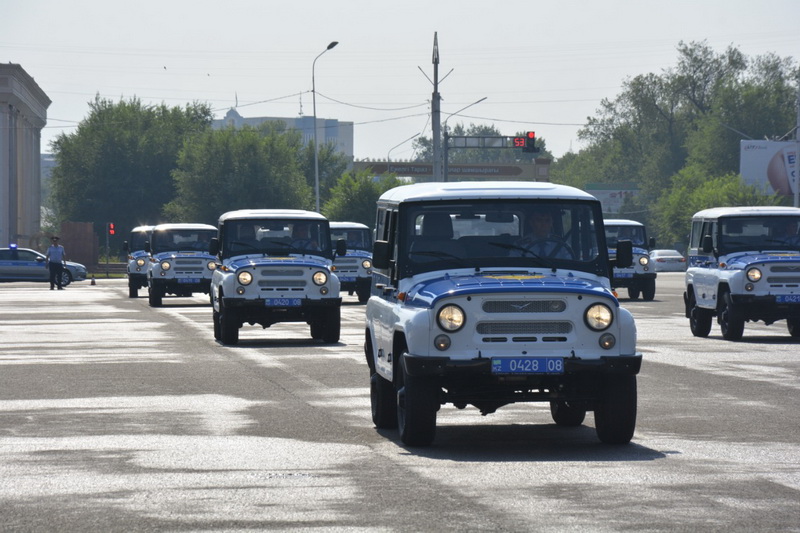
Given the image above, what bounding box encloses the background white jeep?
[684,206,800,340]
[604,219,656,300]
[365,181,641,447]
[146,223,218,307]
[209,209,346,346]
[123,225,154,298]
[330,221,372,303]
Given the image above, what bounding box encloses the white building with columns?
[0,63,50,247]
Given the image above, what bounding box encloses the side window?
[699,221,715,252]
[689,220,702,249]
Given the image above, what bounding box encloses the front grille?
[260,269,304,277]
[476,321,572,335]
[258,279,307,288]
[482,300,566,313]
[772,266,800,273]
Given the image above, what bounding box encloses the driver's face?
[531,214,552,236]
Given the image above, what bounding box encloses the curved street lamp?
[312,41,338,213]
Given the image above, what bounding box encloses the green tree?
[49,96,212,237]
[323,170,406,228]
[164,124,311,222]
[297,140,351,208]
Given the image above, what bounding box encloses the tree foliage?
[164,124,311,223]
[49,96,212,236]
[323,171,406,228]
[551,40,797,242]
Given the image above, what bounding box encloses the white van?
[365,181,641,447]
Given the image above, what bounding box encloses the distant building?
[0,64,51,247]
[212,108,354,163]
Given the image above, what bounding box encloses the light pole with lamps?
[312,41,338,213]
[387,132,421,162]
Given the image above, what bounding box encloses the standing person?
[45,236,67,290]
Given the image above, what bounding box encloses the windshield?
[399,200,606,277]
[222,219,332,259]
[331,228,371,251]
[128,230,150,252]
[605,224,646,247]
[151,229,216,254]
[717,216,800,254]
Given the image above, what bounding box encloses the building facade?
[0,64,50,247]
[212,108,354,161]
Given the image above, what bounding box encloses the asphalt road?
[0,274,798,532]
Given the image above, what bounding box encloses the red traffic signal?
[523,131,539,153]
[107,223,116,236]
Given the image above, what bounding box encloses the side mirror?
[649,237,656,249]
[209,237,220,256]
[122,241,129,253]
[372,240,390,269]
[615,240,633,268]
[336,239,347,257]
[701,235,713,254]
[144,240,151,254]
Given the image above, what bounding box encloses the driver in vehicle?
[513,209,573,259]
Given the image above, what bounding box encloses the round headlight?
[746,268,762,282]
[585,303,613,331]
[207,261,216,271]
[160,261,171,271]
[638,255,650,266]
[437,304,465,332]
[237,271,253,285]
[362,259,372,269]
[136,258,146,267]
[313,271,328,286]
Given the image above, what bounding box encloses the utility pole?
[795,82,800,207]
[431,32,442,181]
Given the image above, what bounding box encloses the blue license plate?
[491,357,564,375]
[339,276,355,282]
[178,278,200,284]
[616,272,633,278]
[265,298,301,307]
[776,294,800,303]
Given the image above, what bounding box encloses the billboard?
[585,183,639,214]
[740,140,798,196]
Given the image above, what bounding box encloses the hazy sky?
[3,0,800,161]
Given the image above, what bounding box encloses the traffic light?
[107,222,116,236]
[522,131,539,153]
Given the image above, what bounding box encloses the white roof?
[692,206,800,219]
[378,181,597,204]
[218,209,326,223]
[151,223,217,231]
[131,225,155,232]
[330,221,369,230]
[604,219,644,227]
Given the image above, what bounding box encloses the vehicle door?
[692,219,718,307]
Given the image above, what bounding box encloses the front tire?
[321,307,341,343]
[128,281,138,298]
[148,284,163,307]
[594,374,637,444]
[627,288,640,300]
[218,296,239,345]
[59,270,73,288]
[642,279,656,301]
[719,289,744,341]
[397,354,438,447]
[787,317,800,338]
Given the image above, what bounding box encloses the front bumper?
[612,272,656,288]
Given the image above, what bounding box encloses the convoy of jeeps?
[120,181,800,448]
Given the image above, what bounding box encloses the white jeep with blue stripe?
[365,181,641,447]
[146,223,218,307]
[684,206,800,340]
[123,225,154,298]
[330,221,373,303]
[604,219,656,300]
[209,210,346,346]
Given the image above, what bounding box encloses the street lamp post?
[312,41,338,213]
[387,132,421,162]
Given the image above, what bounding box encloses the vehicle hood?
[65,260,87,270]
[225,254,331,271]
[153,251,216,261]
[722,251,800,269]
[403,271,618,308]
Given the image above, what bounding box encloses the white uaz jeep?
[146,223,218,307]
[684,206,800,340]
[604,219,656,300]
[330,221,373,303]
[365,181,641,447]
[209,209,346,346]
[123,224,154,298]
